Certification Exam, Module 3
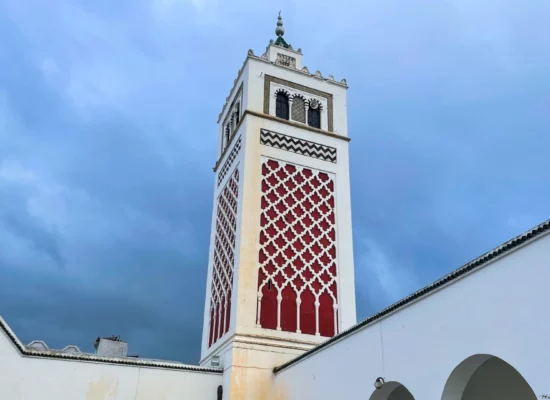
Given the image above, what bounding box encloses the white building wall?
[0,328,222,400]
[273,230,550,399]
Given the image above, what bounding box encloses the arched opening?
[223,123,230,151]
[276,91,289,120]
[441,354,536,400]
[369,381,415,400]
[308,106,321,129]
[234,103,240,126]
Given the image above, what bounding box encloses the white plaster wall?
[273,231,550,400]
[0,332,222,400]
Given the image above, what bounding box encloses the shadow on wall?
[369,381,415,400]
[367,353,537,400]
[441,354,537,400]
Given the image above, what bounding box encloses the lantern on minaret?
[200,12,356,399]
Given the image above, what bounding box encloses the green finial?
[274,11,290,48]
[275,11,284,37]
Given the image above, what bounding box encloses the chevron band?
[218,136,242,186]
[260,129,337,163]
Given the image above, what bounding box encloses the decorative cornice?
[218,50,348,123]
[265,42,303,57]
[274,218,550,374]
[249,109,349,141]
[236,332,319,346]
[0,316,223,374]
[252,51,347,87]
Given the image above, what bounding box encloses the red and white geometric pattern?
[209,168,239,347]
[256,158,339,338]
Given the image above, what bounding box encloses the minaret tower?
[200,13,356,399]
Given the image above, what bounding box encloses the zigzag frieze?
[260,129,337,163]
[261,138,336,160]
[217,136,242,186]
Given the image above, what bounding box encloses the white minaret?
[200,13,356,399]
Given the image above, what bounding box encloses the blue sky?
[1,0,549,364]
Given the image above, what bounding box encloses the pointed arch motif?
[275,89,290,120]
[256,157,339,337]
[307,98,322,129]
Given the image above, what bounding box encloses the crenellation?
[218,42,347,124]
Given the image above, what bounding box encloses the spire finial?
[275,11,284,37]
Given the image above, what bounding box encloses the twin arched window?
[276,91,322,130]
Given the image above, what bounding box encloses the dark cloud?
[1,0,549,364]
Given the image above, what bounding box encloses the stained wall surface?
[0,328,222,400]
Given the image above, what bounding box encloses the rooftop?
[0,316,222,374]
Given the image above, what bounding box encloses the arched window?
[275,92,289,120]
[234,103,240,126]
[308,106,321,129]
[217,385,223,400]
[223,124,230,150]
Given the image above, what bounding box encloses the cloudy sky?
[1,0,549,364]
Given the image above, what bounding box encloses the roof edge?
[0,315,222,374]
[274,217,550,374]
